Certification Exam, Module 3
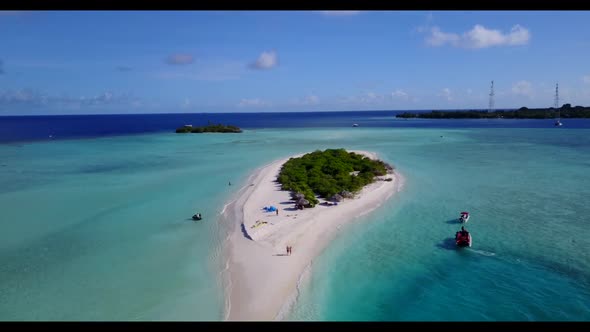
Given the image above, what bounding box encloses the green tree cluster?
[396,104,590,119]
[277,149,392,207]
[175,124,242,133]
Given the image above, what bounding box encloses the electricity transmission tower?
[488,80,495,112]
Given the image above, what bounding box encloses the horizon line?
[0,107,523,117]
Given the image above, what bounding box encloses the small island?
[277,149,394,208]
[396,104,590,119]
[175,123,242,133]
[224,149,400,320]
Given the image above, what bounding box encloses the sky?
[1,10,590,115]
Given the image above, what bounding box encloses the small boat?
[554,119,563,127]
[455,228,472,248]
[459,211,470,223]
[352,123,359,127]
[192,213,202,221]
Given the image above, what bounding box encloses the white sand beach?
[223,151,402,321]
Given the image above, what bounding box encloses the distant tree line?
[175,123,242,133]
[277,149,393,207]
[396,104,590,119]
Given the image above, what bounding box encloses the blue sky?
[1,10,590,115]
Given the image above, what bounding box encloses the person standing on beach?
[276,209,279,216]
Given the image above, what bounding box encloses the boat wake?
[468,248,496,257]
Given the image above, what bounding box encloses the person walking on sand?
[276,209,279,216]
[286,246,289,256]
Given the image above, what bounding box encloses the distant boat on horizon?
[352,123,359,127]
[555,107,563,126]
[555,111,563,126]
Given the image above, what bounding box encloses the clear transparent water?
[1,127,589,321]
[288,128,590,321]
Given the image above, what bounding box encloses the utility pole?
[488,80,495,112]
[554,83,559,109]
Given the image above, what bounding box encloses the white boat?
[459,211,470,223]
[352,123,359,127]
[555,108,562,126]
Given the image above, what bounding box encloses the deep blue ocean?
[3,110,590,144]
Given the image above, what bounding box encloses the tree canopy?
[176,124,242,133]
[277,149,392,207]
[396,105,590,119]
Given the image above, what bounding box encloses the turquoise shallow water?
[289,128,590,321]
[1,127,589,320]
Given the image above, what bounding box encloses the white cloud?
[512,80,534,97]
[391,89,409,100]
[250,50,278,70]
[583,75,590,84]
[0,88,139,110]
[318,11,361,17]
[427,27,460,46]
[360,92,385,103]
[238,98,271,107]
[340,92,388,105]
[426,24,530,49]
[301,94,320,105]
[467,24,530,48]
[165,54,195,65]
[341,90,419,106]
[290,94,321,106]
[438,88,453,101]
[335,90,424,110]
